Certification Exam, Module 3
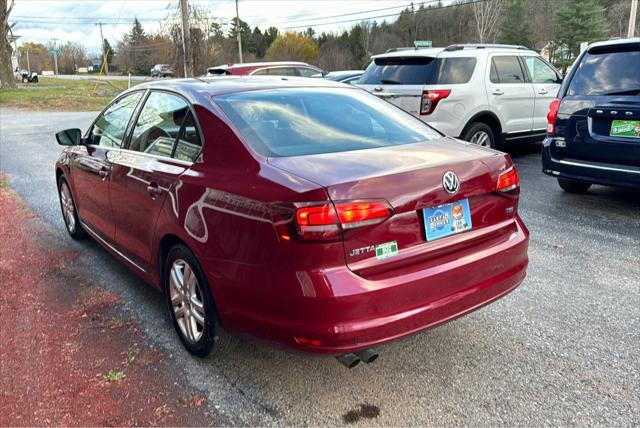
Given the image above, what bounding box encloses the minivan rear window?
[567,46,640,96]
[360,56,476,85]
[215,88,439,157]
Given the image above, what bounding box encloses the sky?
[10,0,421,57]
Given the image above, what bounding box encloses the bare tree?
[1,0,16,88]
[359,20,373,59]
[473,0,501,43]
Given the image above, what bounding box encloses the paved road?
[43,74,153,81]
[1,108,639,426]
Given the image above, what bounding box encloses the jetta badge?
[442,171,460,195]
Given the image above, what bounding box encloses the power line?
[280,0,483,30]
[273,1,430,25]
[10,1,437,27]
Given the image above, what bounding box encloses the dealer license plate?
[423,199,472,242]
[610,120,640,139]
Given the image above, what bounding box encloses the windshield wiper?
[603,89,640,96]
[379,79,402,85]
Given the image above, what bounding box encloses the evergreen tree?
[499,0,532,48]
[554,0,608,69]
[103,38,114,64]
[130,18,146,42]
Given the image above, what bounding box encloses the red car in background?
[54,76,529,368]
[205,61,323,77]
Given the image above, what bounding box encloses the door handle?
[98,167,110,181]
[146,183,163,199]
[538,88,549,95]
[492,89,504,96]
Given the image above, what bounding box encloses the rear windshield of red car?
[214,87,440,157]
[567,45,640,96]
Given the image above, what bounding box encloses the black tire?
[557,178,592,193]
[57,176,88,240]
[22,77,28,83]
[164,244,218,357]
[462,122,497,149]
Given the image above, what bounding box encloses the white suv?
[358,44,563,148]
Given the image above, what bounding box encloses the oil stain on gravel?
[342,403,380,424]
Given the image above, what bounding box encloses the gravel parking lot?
[1,108,639,426]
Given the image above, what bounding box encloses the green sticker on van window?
[375,241,399,260]
[610,120,640,139]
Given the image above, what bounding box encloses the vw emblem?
[442,171,460,195]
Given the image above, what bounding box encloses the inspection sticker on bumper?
[375,241,398,260]
[423,199,472,242]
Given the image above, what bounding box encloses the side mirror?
[56,128,82,146]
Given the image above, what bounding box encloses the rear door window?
[128,91,201,162]
[491,56,526,84]
[567,46,640,96]
[360,57,438,85]
[437,57,476,84]
[266,67,297,76]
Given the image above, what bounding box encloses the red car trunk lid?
[268,139,517,275]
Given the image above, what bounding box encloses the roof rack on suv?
[443,43,529,52]
[385,47,420,53]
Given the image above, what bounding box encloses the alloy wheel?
[59,182,76,233]
[469,130,491,147]
[169,259,206,343]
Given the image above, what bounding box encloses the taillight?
[496,166,520,193]
[420,89,451,115]
[295,204,341,241]
[293,200,392,241]
[335,201,391,229]
[546,98,561,135]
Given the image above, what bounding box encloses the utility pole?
[26,49,30,73]
[629,0,638,38]
[179,0,191,77]
[235,0,243,63]
[412,2,418,42]
[51,37,59,75]
[97,22,109,75]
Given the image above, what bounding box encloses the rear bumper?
[214,216,529,355]
[542,138,640,188]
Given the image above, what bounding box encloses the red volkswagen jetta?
[55,77,529,366]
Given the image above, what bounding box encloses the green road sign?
[48,49,62,54]
[414,40,432,48]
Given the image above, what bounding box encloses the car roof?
[209,61,311,70]
[371,44,537,60]
[325,70,363,76]
[586,37,640,51]
[372,47,444,59]
[133,75,351,97]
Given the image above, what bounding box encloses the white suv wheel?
[470,130,491,147]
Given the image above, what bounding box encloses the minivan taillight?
[496,167,520,193]
[546,98,561,135]
[420,89,451,115]
[293,200,392,241]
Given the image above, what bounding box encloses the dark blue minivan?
[542,38,640,192]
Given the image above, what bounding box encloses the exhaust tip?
[354,348,378,364]
[336,353,360,369]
